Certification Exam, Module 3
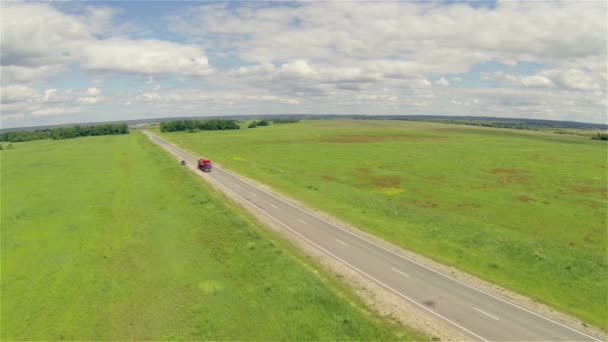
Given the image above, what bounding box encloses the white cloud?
[77,97,98,105]
[451,87,605,123]
[1,85,105,126]
[83,6,121,36]
[489,68,604,91]
[32,107,80,117]
[1,85,40,103]
[77,87,103,104]
[85,87,101,96]
[280,60,317,78]
[130,89,299,106]
[76,38,213,76]
[435,77,450,86]
[0,2,214,79]
[163,1,606,124]
[519,75,555,88]
[169,2,606,103]
[543,69,603,91]
[43,89,61,103]
[488,72,555,89]
[1,113,26,123]
[355,94,398,103]
[1,1,606,127]
[228,63,275,77]
[171,1,606,68]
[0,2,89,67]
[451,98,479,107]
[1,65,66,84]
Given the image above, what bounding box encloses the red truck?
[198,158,212,172]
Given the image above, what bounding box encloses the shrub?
[258,120,269,126]
[591,133,608,141]
[248,121,258,128]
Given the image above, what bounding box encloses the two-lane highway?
[144,130,603,342]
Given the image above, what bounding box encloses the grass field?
[156,119,608,328]
[0,131,425,340]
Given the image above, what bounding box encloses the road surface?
[144,130,603,342]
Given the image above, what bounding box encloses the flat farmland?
[157,119,608,328]
[0,131,423,340]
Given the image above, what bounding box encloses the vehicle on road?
[180,160,187,165]
[198,158,212,172]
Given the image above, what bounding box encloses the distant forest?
[159,119,240,132]
[2,115,606,134]
[428,119,607,140]
[272,119,300,124]
[0,124,129,143]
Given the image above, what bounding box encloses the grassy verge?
[0,131,425,340]
[155,119,607,328]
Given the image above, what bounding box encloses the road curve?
[144,130,603,342]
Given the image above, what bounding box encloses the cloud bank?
[1,1,606,127]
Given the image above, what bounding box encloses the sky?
[1,1,607,128]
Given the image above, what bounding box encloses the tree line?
[248,120,269,128]
[0,123,129,143]
[272,119,300,124]
[159,119,240,132]
[447,120,542,131]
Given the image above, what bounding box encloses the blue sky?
[1,1,606,128]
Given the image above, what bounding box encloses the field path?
[144,130,603,342]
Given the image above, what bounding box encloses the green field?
[156,119,608,328]
[0,131,425,340]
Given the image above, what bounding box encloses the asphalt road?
[144,130,602,342]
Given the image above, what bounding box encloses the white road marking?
[234,183,241,188]
[147,131,601,342]
[270,203,278,209]
[474,307,500,321]
[391,267,410,278]
[336,239,349,247]
[249,192,257,197]
[212,164,601,342]
[297,218,307,224]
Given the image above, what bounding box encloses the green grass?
[155,119,608,328]
[0,131,425,340]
